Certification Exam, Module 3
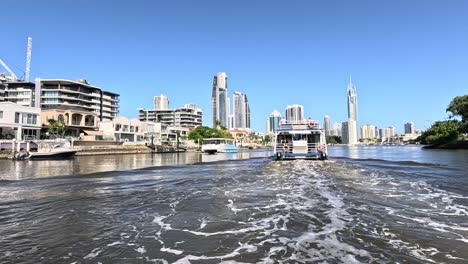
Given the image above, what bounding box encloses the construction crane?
[25,36,32,82]
[0,58,17,81]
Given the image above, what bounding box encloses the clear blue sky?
[2,0,467,132]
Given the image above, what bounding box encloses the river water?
[0,146,467,263]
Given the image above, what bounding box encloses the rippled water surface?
[0,146,467,263]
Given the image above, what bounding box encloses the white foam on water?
[173,242,257,264]
[153,215,173,231]
[286,161,373,263]
[106,241,123,247]
[199,218,208,229]
[446,254,466,260]
[227,199,243,213]
[136,246,146,254]
[161,247,183,255]
[83,248,102,259]
[144,256,169,264]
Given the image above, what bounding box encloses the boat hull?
[274,151,327,161]
[202,143,238,154]
[28,150,78,160]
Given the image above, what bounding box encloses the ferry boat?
[273,120,328,160]
[201,138,238,154]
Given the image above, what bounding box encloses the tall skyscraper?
[324,115,331,135]
[404,122,415,134]
[285,104,304,124]
[154,94,169,110]
[232,91,250,130]
[345,76,358,145]
[211,72,229,128]
[267,110,281,134]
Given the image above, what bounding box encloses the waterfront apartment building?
[285,104,304,124]
[267,110,281,134]
[138,108,175,127]
[154,94,169,110]
[379,126,397,139]
[40,106,99,137]
[341,121,349,144]
[211,72,229,128]
[232,91,250,130]
[361,124,377,139]
[0,101,41,140]
[138,104,202,128]
[0,78,5,101]
[38,78,119,121]
[1,81,38,107]
[404,122,415,134]
[99,116,145,142]
[174,104,203,128]
[324,115,331,135]
[345,77,358,145]
[342,119,357,144]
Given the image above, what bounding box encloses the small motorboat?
[27,149,78,160]
[201,138,238,154]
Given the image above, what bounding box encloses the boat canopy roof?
[277,124,324,133]
[203,138,235,144]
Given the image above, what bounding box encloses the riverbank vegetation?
[419,95,467,148]
[187,126,233,142]
[326,135,342,144]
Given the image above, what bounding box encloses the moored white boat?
[202,138,238,154]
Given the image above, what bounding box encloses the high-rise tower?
[267,110,281,134]
[232,91,250,130]
[345,76,358,145]
[324,115,331,135]
[211,72,229,128]
[153,94,169,110]
[285,104,304,124]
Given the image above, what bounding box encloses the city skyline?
[1,1,467,132]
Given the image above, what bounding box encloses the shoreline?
[422,141,468,150]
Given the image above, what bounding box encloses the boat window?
[293,134,302,141]
[277,134,292,143]
[307,134,321,143]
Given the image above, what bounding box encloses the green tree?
[419,120,461,145]
[326,135,342,144]
[447,95,468,133]
[447,95,468,122]
[47,119,67,138]
[187,126,233,142]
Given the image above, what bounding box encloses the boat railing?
[307,143,321,152]
[276,142,323,153]
[276,142,293,153]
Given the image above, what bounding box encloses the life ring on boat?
[307,120,316,129]
[317,144,325,152]
[282,144,289,152]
